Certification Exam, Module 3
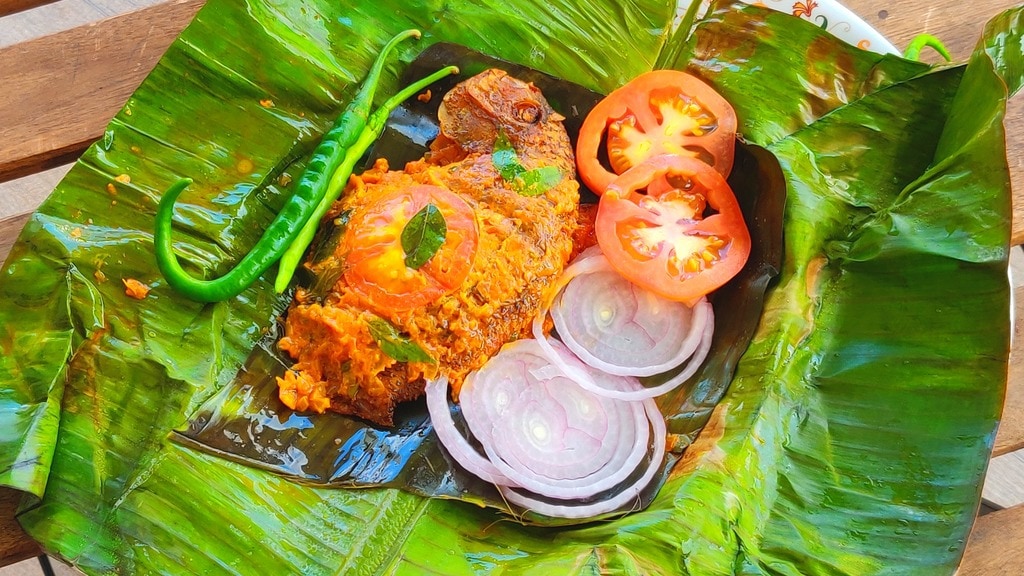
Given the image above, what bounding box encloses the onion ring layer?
[533,248,715,400]
[425,339,666,519]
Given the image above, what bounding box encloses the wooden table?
[1,0,1022,573]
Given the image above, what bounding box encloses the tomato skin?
[577,70,737,194]
[343,185,478,312]
[595,155,750,303]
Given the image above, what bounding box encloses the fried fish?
[276,69,579,426]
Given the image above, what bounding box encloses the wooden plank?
[0,0,58,18]
[0,486,39,568]
[982,451,1024,508]
[845,0,1024,245]
[0,164,72,221]
[995,260,1024,457]
[0,212,31,264]
[959,504,1024,575]
[1009,97,1024,247]
[0,0,170,50]
[0,166,69,266]
[0,0,205,183]
[978,501,1000,516]
[0,0,1020,572]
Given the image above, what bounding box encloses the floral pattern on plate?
[694,0,900,54]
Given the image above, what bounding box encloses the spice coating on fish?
[276,69,579,426]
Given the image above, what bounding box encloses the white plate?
[694,0,900,55]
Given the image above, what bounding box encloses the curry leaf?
[491,129,524,180]
[1,1,1020,575]
[368,318,435,363]
[514,166,562,197]
[400,203,446,269]
[492,129,561,195]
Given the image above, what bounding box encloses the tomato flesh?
[595,156,749,303]
[577,70,737,194]
[607,87,721,173]
[343,184,478,312]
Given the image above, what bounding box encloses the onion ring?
[472,343,648,497]
[533,248,716,400]
[424,375,515,486]
[424,339,667,519]
[498,395,666,519]
[552,267,704,376]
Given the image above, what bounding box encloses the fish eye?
[513,101,543,124]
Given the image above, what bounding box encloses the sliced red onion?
[464,340,647,496]
[424,339,667,519]
[459,364,525,451]
[482,377,614,477]
[532,248,716,400]
[552,266,707,376]
[498,395,666,519]
[424,375,515,486]
[627,304,715,398]
[485,364,647,495]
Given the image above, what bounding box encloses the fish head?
[436,68,568,157]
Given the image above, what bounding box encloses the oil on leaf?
[0,0,1019,574]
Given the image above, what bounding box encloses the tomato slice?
[343,184,478,311]
[595,155,750,303]
[577,70,737,194]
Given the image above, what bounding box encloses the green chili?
[273,64,460,293]
[154,29,421,302]
[904,34,952,62]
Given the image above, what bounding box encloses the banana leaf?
[170,42,787,524]
[1,0,1020,574]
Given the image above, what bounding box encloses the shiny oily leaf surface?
[172,43,784,525]
[0,0,1018,574]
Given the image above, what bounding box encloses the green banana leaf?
[1,0,1020,573]
[169,41,787,524]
